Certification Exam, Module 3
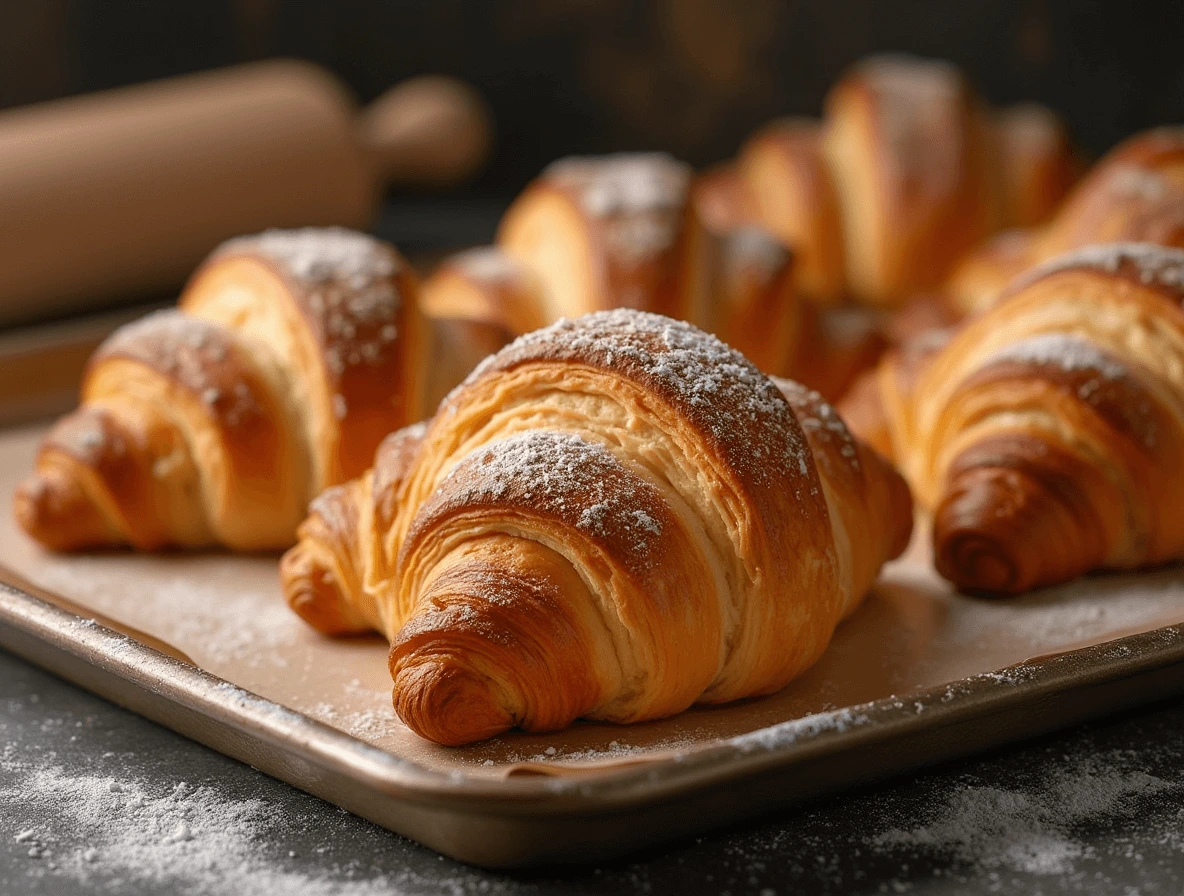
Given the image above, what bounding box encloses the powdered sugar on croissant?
[281,309,911,745]
[15,227,426,552]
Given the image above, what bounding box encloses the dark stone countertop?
[4,646,1184,895]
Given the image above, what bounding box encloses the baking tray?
[2,318,1184,868]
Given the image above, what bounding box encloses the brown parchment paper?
[3,422,1184,780]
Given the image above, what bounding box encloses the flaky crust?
[15,227,425,552]
[496,153,693,322]
[738,119,847,304]
[947,127,1184,317]
[846,242,1184,595]
[823,55,1001,307]
[281,310,911,745]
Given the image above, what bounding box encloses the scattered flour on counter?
[871,751,1180,878]
[0,747,502,896]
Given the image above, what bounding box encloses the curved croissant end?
[932,435,1117,594]
[17,228,422,553]
[904,243,1184,594]
[281,421,427,634]
[282,310,912,745]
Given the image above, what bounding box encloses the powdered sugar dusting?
[544,154,692,263]
[983,332,1130,381]
[1017,241,1184,298]
[97,311,261,428]
[545,152,691,218]
[463,310,812,493]
[221,227,400,287]
[218,228,405,381]
[774,379,862,474]
[427,430,666,566]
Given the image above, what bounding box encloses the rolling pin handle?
[358,75,493,190]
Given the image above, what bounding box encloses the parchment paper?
[3,423,1183,779]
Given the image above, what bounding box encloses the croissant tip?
[932,463,1102,596]
[279,542,368,637]
[12,470,114,553]
[390,656,514,746]
[934,530,1022,596]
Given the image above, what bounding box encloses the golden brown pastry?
[281,310,913,744]
[843,242,1184,594]
[15,227,426,552]
[823,55,1001,308]
[948,127,1184,317]
[496,153,693,321]
[994,103,1083,229]
[683,168,805,378]
[736,58,1079,312]
[417,246,547,410]
[737,118,847,305]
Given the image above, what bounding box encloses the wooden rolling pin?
[0,59,492,325]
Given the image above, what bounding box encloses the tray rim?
[4,568,1184,817]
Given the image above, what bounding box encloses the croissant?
[737,118,847,305]
[496,153,693,321]
[842,242,1184,595]
[15,227,427,551]
[735,56,1077,310]
[427,154,884,400]
[417,246,546,411]
[948,127,1184,317]
[280,310,913,745]
[994,103,1083,229]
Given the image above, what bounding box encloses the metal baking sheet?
[3,418,1184,867]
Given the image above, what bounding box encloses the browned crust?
[189,228,424,482]
[825,55,999,304]
[994,103,1082,228]
[399,430,689,587]
[737,118,846,303]
[85,311,284,494]
[420,247,547,336]
[449,311,825,540]
[934,432,1117,594]
[500,154,693,318]
[1001,242,1184,309]
[15,407,152,550]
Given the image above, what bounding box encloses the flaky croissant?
[280,310,912,745]
[15,228,427,551]
[426,154,884,400]
[948,127,1184,317]
[737,56,1078,309]
[842,242,1184,595]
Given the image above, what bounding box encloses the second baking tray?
[2,415,1184,867]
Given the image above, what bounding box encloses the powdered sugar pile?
[871,750,1180,879]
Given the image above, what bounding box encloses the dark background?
[2,0,1183,200]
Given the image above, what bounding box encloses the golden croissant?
[426,152,884,399]
[738,55,1079,308]
[948,126,1184,317]
[842,242,1184,595]
[15,227,428,551]
[280,310,913,745]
